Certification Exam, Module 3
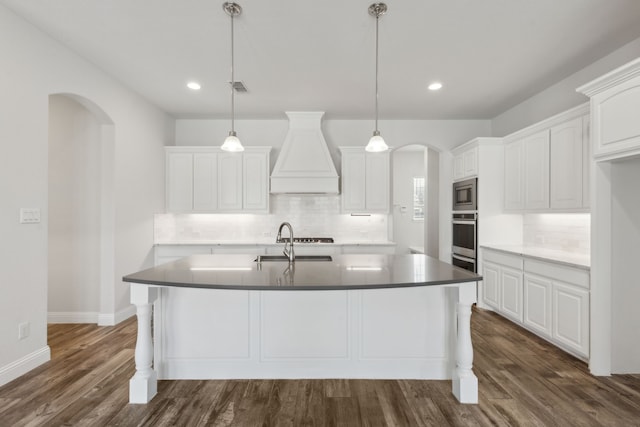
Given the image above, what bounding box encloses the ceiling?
[4,0,640,120]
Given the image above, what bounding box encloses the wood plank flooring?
[1,307,639,426]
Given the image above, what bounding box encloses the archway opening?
[48,93,114,325]
[391,144,439,257]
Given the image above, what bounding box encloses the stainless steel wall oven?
[452,212,477,272]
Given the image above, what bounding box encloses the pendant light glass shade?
[221,2,244,152]
[365,3,388,153]
[221,131,243,152]
[367,131,388,152]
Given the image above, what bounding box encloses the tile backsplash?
[523,213,590,254]
[155,195,389,243]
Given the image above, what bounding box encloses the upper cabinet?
[340,147,389,213]
[577,57,640,162]
[504,104,590,212]
[166,147,271,214]
[453,146,478,181]
[550,116,585,209]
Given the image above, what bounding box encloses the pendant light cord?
[230,10,235,134]
[374,13,379,133]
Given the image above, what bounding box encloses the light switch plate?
[20,208,41,224]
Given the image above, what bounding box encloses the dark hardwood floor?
[1,307,639,426]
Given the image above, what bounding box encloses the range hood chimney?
[270,112,339,194]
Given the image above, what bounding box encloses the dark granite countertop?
[123,254,481,291]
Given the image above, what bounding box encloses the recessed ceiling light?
[187,82,201,90]
[428,82,443,91]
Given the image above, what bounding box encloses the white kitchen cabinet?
[577,57,640,161]
[482,261,500,310]
[193,153,218,211]
[340,147,389,213]
[523,274,553,339]
[217,152,243,211]
[524,130,550,210]
[243,150,269,212]
[582,114,590,208]
[482,250,523,323]
[453,146,478,181]
[504,140,524,210]
[165,147,270,213]
[550,117,584,209]
[166,151,194,213]
[500,266,524,323]
[482,247,590,360]
[553,281,589,357]
[503,103,590,212]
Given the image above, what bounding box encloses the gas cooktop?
[276,237,334,244]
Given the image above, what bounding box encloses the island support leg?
[129,284,158,404]
[452,282,478,404]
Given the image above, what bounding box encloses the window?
[413,177,425,221]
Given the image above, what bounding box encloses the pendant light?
[366,3,389,153]
[221,2,244,152]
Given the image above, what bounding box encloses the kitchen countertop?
[480,244,590,269]
[123,253,480,291]
[153,241,396,246]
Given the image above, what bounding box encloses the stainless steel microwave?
[452,178,477,211]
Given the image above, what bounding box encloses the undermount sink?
[254,255,333,262]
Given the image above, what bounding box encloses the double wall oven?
[452,178,477,272]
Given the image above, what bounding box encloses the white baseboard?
[48,311,99,324]
[48,305,135,326]
[98,304,136,326]
[0,346,51,387]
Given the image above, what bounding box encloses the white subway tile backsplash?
[523,213,590,254]
[155,195,389,243]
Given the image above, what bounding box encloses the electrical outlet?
[20,208,41,224]
[18,322,30,340]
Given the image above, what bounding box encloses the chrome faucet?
[277,222,295,263]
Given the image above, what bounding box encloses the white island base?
[129,282,478,405]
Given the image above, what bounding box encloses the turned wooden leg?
[452,282,478,404]
[129,284,158,404]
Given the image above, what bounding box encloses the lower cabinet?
[482,248,590,359]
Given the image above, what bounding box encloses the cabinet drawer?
[483,250,523,270]
[524,258,589,289]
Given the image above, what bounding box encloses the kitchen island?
[123,254,480,404]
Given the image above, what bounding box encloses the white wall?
[392,149,425,254]
[492,36,640,136]
[0,5,172,386]
[48,95,101,319]
[610,157,640,373]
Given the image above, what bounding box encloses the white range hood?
[270,111,339,194]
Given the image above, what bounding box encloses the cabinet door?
[523,274,552,338]
[166,152,193,212]
[550,118,583,209]
[365,152,389,212]
[500,267,523,322]
[482,262,500,310]
[463,147,478,177]
[243,151,269,212]
[193,153,218,211]
[453,153,464,180]
[504,141,524,210]
[553,281,589,357]
[524,130,550,210]
[217,152,243,211]
[582,115,590,208]
[341,150,366,212]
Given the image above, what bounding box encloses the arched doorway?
[47,94,115,324]
[391,144,440,257]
